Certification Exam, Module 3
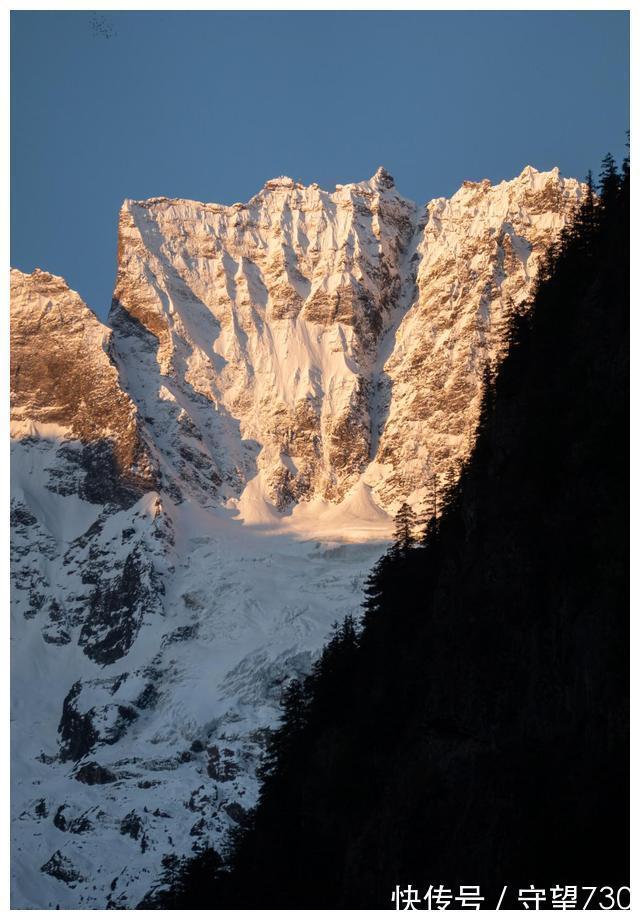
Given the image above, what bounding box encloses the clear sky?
[11,11,629,319]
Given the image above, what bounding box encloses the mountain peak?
[10,267,94,322]
[370,166,395,189]
[262,175,302,191]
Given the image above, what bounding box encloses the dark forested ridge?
[148,154,629,909]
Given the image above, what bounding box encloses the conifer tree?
[622,132,630,189]
[598,152,621,210]
[574,169,598,257]
[418,473,439,544]
[393,501,416,552]
[258,678,309,782]
[439,462,461,511]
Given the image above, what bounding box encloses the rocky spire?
[370,165,396,189]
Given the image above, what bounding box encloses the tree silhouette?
[598,152,621,210]
[392,501,416,551]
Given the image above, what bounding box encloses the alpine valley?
[10,165,583,908]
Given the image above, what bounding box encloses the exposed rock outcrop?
[10,268,156,503]
[109,166,582,513]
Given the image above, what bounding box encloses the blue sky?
[11,11,629,318]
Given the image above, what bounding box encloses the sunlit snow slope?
[11,166,582,907]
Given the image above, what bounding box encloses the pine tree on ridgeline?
[622,132,630,188]
[598,151,621,211]
[573,168,599,260]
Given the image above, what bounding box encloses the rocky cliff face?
[10,166,582,908]
[370,166,579,505]
[10,269,156,503]
[110,166,418,511]
[110,165,581,514]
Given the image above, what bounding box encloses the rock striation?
[10,268,156,503]
[109,166,582,513]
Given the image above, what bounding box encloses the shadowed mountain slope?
[154,156,629,909]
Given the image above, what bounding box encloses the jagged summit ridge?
[122,163,560,214]
[109,164,582,515]
[123,165,400,213]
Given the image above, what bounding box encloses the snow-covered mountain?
[10,166,583,908]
